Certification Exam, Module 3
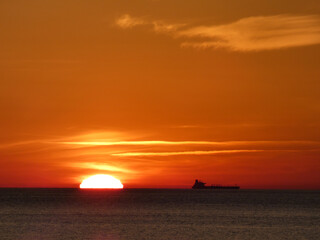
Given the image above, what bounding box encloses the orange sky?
[0,0,320,189]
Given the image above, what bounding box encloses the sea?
[0,189,319,240]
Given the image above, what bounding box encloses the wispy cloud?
[65,162,134,173]
[152,21,185,33]
[111,150,262,157]
[115,14,320,51]
[115,14,184,33]
[60,140,320,147]
[179,15,320,51]
[115,14,145,28]
[61,140,215,146]
[58,138,320,158]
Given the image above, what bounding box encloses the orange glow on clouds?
[80,175,123,189]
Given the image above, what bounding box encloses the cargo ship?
[192,179,240,189]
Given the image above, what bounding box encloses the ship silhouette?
[192,179,240,189]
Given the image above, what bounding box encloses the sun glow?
[80,174,123,189]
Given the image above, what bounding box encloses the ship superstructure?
[192,179,240,189]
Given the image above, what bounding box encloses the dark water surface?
[0,189,319,240]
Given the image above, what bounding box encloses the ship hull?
[192,179,240,189]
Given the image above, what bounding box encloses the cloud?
[60,140,320,147]
[59,138,320,157]
[179,15,320,51]
[116,14,320,51]
[65,162,134,173]
[111,150,262,157]
[115,14,145,28]
[115,14,184,33]
[152,21,185,33]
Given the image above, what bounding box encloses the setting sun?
[80,174,123,189]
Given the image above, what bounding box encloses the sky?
[0,0,320,189]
